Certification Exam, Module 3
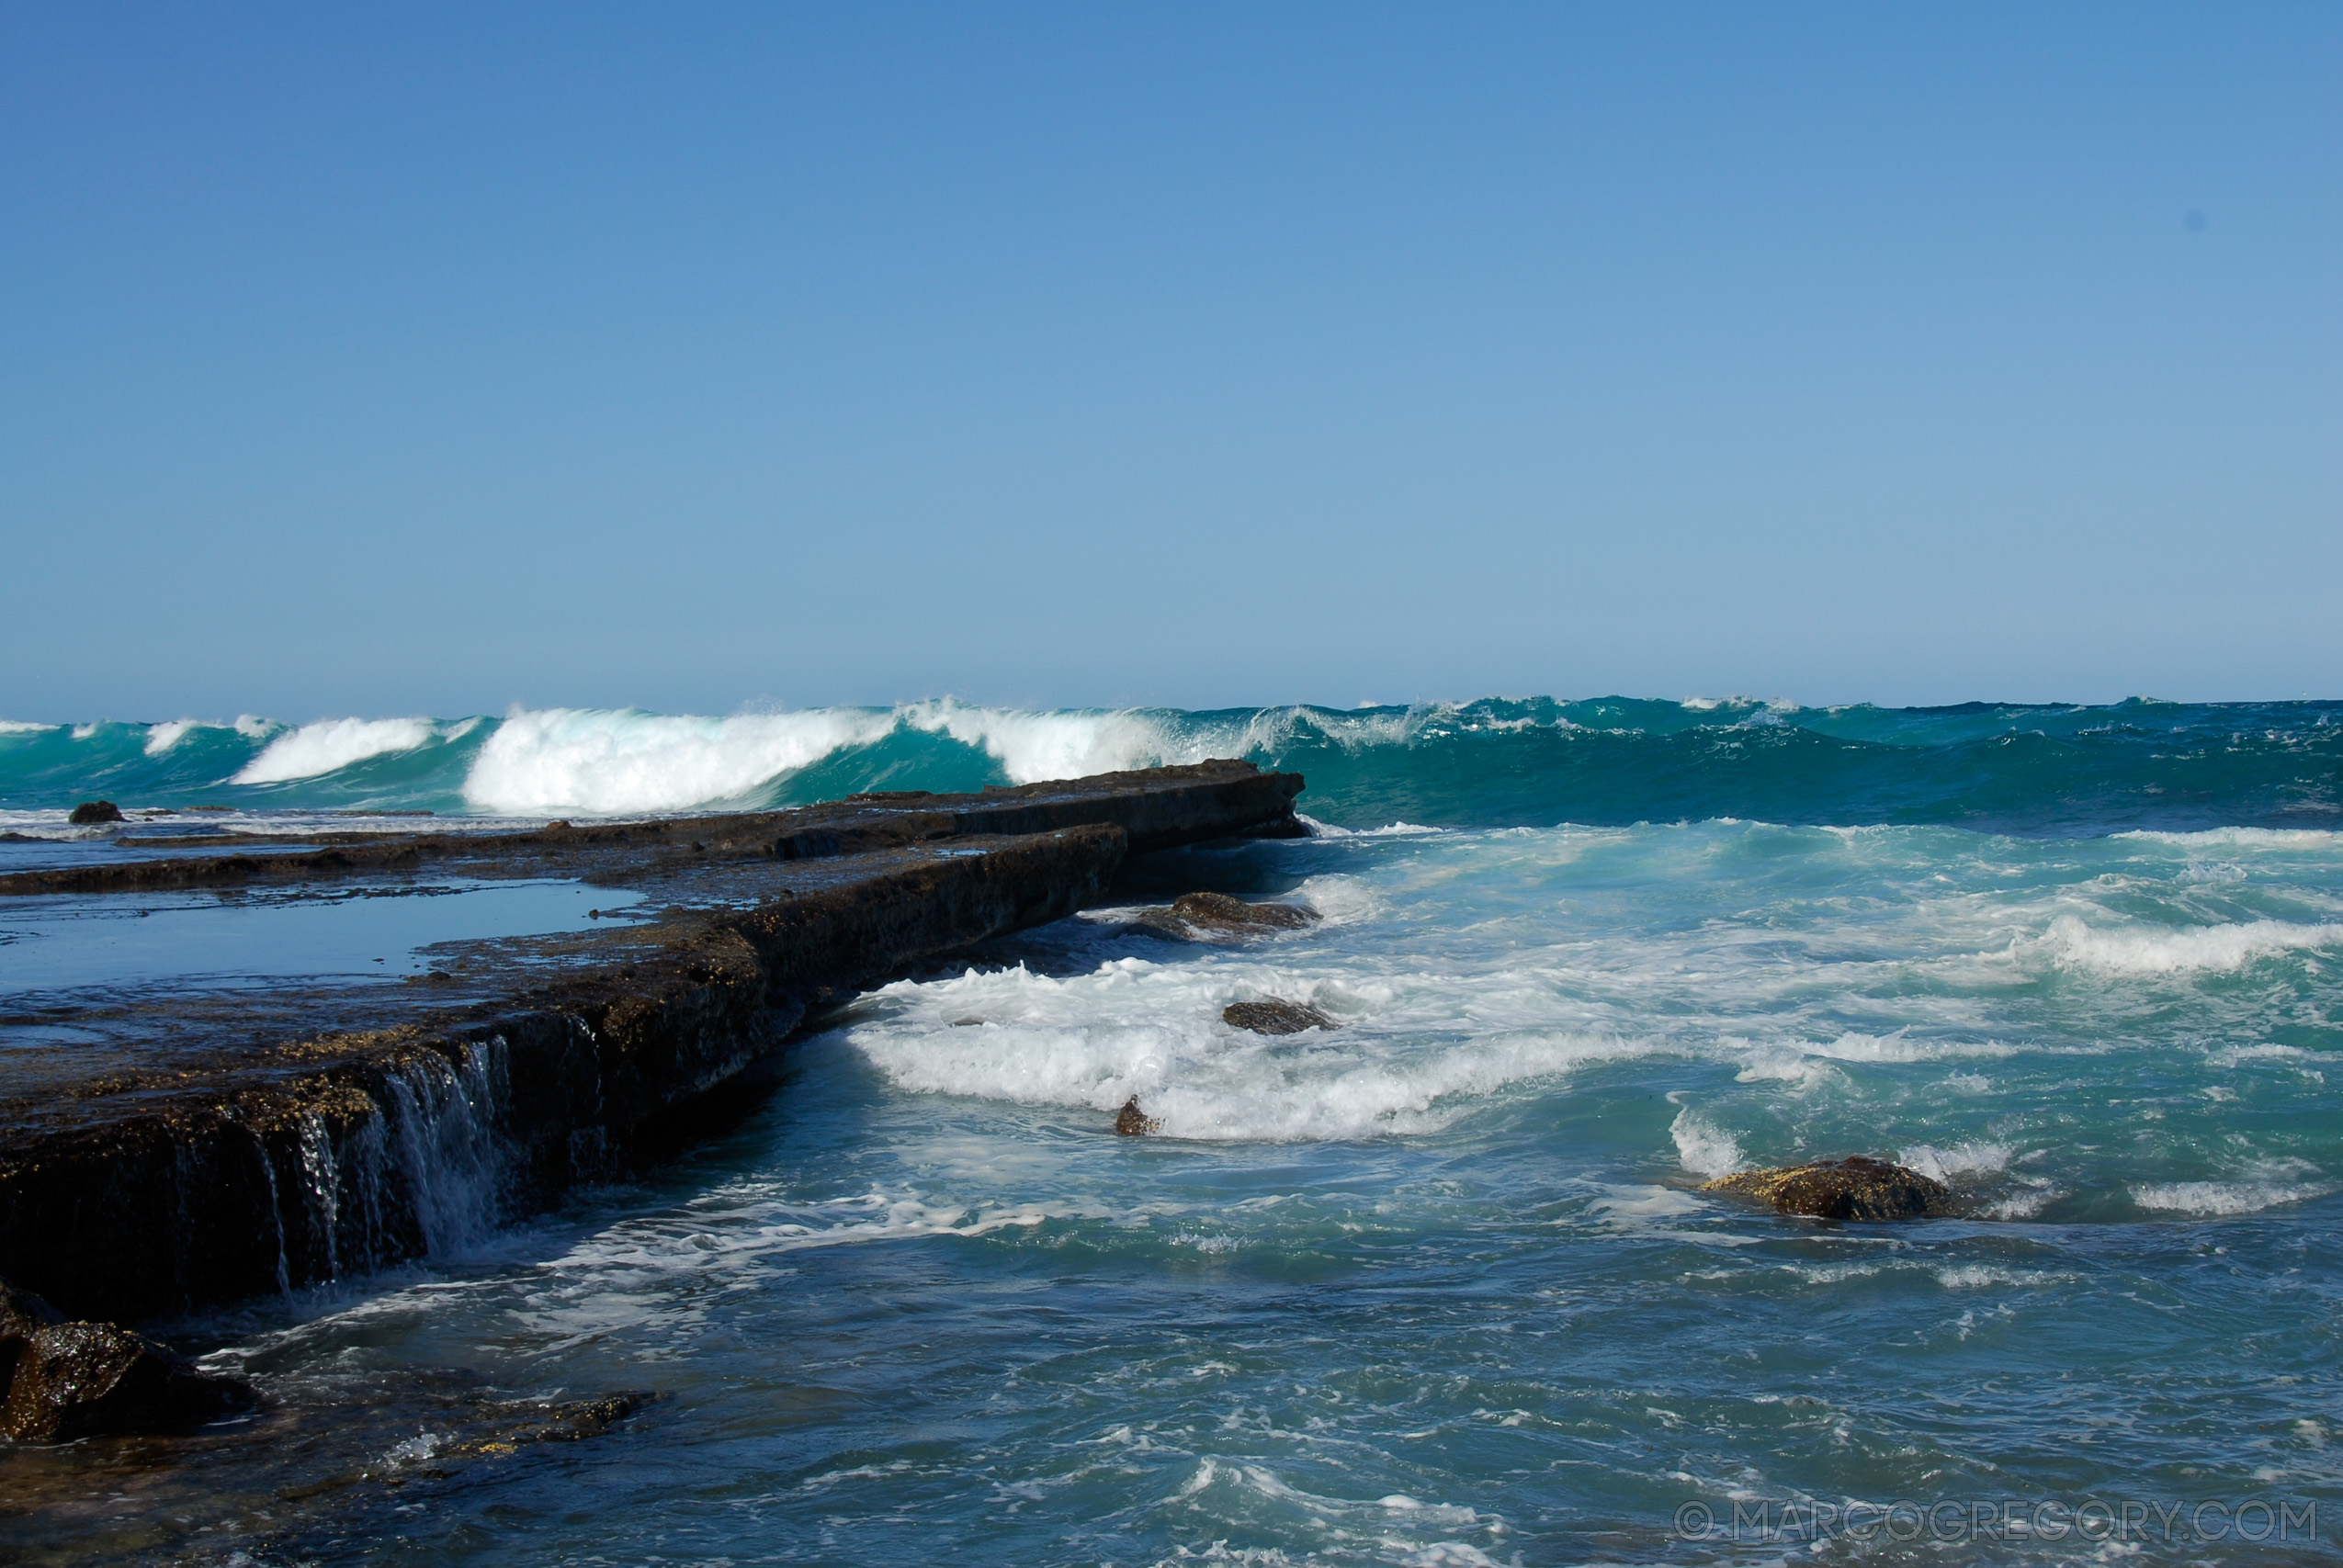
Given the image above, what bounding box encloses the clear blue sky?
[4,4,2336,720]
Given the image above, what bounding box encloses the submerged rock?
[1702,1157,1951,1222]
[1223,999,1334,1035]
[1134,891,1318,942]
[0,1280,254,1442]
[67,800,123,826]
[1115,1098,1160,1135]
[447,1391,653,1457]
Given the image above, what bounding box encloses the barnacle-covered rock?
[1134,892,1319,942]
[0,1280,254,1442]
[1702,1157,1951,1222]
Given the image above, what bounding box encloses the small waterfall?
[248,1032,515,1298]
[255,1145,295,1298]
[379,1036,508,1255]
[294,1111,341,1279]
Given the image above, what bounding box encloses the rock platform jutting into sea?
[0,761,1307,1389]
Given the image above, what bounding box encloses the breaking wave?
[2034,913,2343,976]
[235,717,447,784]
[1,695,2338,831]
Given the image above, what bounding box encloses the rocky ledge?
[0,762,1306,1343]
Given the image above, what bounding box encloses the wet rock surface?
[1132,890,1319,942]
[351,1391,654,1475]
[0,1281,254,1442]
[1223,998,1335,1035]
[1114,1098,1160,1135]
[1702,1156,1952,1221]
[0,762,1307,1323]
[0,1363,657,1560]
[3,761,1305,898]
[66,801,123,826]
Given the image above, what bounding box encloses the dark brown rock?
[1115,1098,1160,1135]
[1173,892,1315,930]
[1702,1156,1950,1222]
[0,1281,254,1441]
[1223,999,1334,1035]
[67,801,123,826]
[1134,891,1319,942]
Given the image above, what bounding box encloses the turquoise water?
[5,699,2340,1562]
[4,696,2337,833]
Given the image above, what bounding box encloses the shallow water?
[0,879,641,1002]
[19,816,2326,1564]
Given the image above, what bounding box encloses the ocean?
[2,696,2339,1564]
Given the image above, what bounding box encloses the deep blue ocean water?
[2,698,2339,1564]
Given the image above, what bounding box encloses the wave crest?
[2035,913,2343,976]
[234,716,436,784]
[463,707,902,816]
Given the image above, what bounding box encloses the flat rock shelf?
[0,761,1305,1325]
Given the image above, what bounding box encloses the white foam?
[1585,1184,1707,1224]
[837,958,1633,1142]
[1731,1043,1839,1089]
[899,698,1176,782]
[1749,1031,2016,1066]
[2036,913,2343,976]
[453,700,1257,816]
[1293,874,1383,926]
[1981,1185,2060,1220]
[1898,1142,2015,1182]
[2209,1043,2314,1066]
[0,720,50,736]
[1670,1107,1744,1179]
[1172,1460,1489,1540]
[142,718,211,755]
[2132,1179,2333,1216]
[2115,827,2343,850]
[461,706,898,816]
[0,810,100,840]
[1934,1264,2074,1289]
[1298,816,1443,840]
[234,716,437,784]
